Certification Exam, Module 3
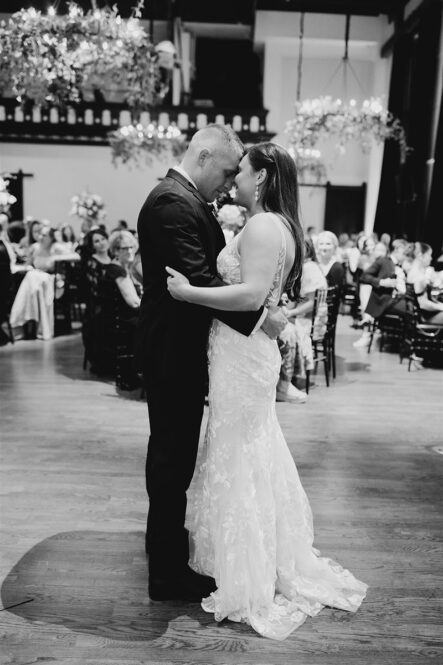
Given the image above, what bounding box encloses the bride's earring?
[255,182,260,202]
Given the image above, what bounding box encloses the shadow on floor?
[1,530,210,641]
[344,360,372,373]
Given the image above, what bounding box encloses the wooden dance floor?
[1,318,442,665]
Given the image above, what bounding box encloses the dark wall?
[324,183,367,237]
[193,39,262,108]
[374,1,443,253]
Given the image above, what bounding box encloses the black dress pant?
[144,366,206,579]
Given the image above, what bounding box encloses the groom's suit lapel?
[165,169,226,255]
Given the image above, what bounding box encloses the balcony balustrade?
[0,97,272,146]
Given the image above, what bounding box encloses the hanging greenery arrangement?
[285,96,409,165]
[289,147,328,184]
[0,1,168,109]
[108,122,186,167]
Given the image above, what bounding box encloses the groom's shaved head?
[188,124,244,161]
[181,124,245,202]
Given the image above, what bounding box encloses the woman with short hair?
[316,230,345,290]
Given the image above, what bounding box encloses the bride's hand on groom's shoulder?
[166,266,190,301]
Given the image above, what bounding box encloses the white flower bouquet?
[70,190,106,222]
[0,175,17,212]
[217,204,246,235]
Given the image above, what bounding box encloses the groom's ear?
[197,148,211,167]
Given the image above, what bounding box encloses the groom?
[136,124,287,602]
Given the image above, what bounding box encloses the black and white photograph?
[0,0,442,663]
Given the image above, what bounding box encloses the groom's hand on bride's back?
[261,306,288,340]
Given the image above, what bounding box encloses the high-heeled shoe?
[409,354,424,371]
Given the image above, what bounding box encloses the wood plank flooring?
[1,318,442,665]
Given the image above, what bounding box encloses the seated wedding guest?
[83,228,111,290]
[79,227,111,321]
[131,248,143,293]
[346,235,361,274]
[435,243,443,272]
[86,230,141,377]
[316,230,345,290]
[81,228,112,371]
[110,219,130,235]
[19,219,42,261]
[276,238,327,401]
[337,233,350,264]
[353,238,408,347]
[9,226,79,340]
[60,224,78,253]
[407,242,443,324]
[108,230,142,307]
[356,236,378,322]
[356,231,367,252]
[0,214,30,275]
[374,241,388,258]
[306,225,318,247]
[29,226,78,272]
[358,236,377,272]
[401,243,416,277]
[6,220,26,258]
[380,232,391,250]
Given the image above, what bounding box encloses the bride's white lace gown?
[186,215,368,640]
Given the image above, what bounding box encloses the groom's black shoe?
[149,566,216,602]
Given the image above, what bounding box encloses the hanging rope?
[296,12,305,102]
[320,13,365,98]
[343,13,350,61]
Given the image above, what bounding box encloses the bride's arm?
[167,214,282,311]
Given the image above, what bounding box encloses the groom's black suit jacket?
[136,169,262,383]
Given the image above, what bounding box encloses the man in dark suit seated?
[353,238,408,347]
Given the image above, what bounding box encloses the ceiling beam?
[380,0,430,57]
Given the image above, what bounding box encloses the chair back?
[113,285,140,390]
[404,283,421,331]
[311,288,328,342]
[326,285,340,337]
[53,259,78,335]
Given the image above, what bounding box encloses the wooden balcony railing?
[0,97,273,146]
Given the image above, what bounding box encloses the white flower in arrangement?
[217,204,246,235]
[0,175,17,210]
[70,190,106,222]
[285,95,409,165]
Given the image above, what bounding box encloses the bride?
[166,142,367,640]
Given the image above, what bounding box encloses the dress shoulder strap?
[262,212,288,307]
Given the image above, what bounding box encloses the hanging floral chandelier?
[108,122,186,167]
[285,13,409,177]
[288,146,327,184]
[285,96,408,165]
[0,1,168,109]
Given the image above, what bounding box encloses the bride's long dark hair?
[247,142,305,301]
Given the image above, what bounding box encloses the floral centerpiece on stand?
[0,175,17,214]
[70,190,106,234]
[216,200,247,243]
